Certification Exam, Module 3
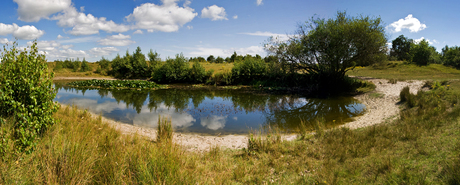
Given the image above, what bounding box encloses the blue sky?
[0,0,459,62]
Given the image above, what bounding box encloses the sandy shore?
[73,78,425,152]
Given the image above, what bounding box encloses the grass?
[348,62,460,80]
[194,62,234,75]
[48,62,112,78]
[48,61,234,78]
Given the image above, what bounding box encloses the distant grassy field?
[347,62,460,80]
[48,61,233,78]
[48,62,112,78]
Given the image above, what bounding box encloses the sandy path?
[75,78,425,152]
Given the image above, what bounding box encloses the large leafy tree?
[391,35,413,61]
[266,11,387,82]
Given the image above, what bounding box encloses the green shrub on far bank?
[231,57,267,84]
[0,41,58,153]
[151,54,214,84]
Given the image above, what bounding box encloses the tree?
[266,11,387,83]
[391,35,413,61]
[230,51,238,63]
[207,55,216,63]
[442,46,460,68]
[0,41,58,152]
[148,49,161,67]
[131,46,148,78]
[216,56,224,63]
[80,58,92,72]
[410,39,431,66]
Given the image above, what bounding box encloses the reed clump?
[156,116,173,143]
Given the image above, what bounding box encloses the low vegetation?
[66,79,163,89]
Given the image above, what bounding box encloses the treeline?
[90,46,306,87]
[53,58,92,72]
[389,35,460,67]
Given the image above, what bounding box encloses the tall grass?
[156,116,173,143]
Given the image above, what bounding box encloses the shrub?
[0,41,58,152]
[151,54,190,83]
[72,60,81,72]
[232,57,266,84]
[410,39,431,66]
[189,61,211,83]
[80,58,92,72]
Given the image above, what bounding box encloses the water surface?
[54,84,366,135]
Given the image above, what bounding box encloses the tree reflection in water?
[54,83,365,133]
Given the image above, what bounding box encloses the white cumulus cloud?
[14,0,72,22]
[133,30,143,34]
[0,23,45,40]
[13,25,45,40]
[256,0,263,6]
[414,37,434,45]
[0,38,10,45]
[233,15,238,19]
[389,14,427,33]
[52,6,130,35]
[27,40,61,51]
[126,1,197,32]
[201,5,228,21]
[98,33,135,46]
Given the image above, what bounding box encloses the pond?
[54,83,366,135]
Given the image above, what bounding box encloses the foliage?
[189,61,213,83]
[80,58,92,72]
[151,54,190,83]
[231,57,267,84]
[266,11,387,94]
[151,54,214,84]
[442,46,460,68]
[0,41,58,152]
[111,47,150,79]
[390,35,413,61]
[215,56,224,63]
[267,11,387,77]
[131,46,149,78]
[148,49,161,71]
[67,79,161,89]
[207,55,216,63]
[410,39,432,66]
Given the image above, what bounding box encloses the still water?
[54,84,366,135]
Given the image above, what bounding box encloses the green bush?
[0,41,58,152]
[189,61,213,83]
[72,60,81,72]
[411,40,431,66]
[151,54,190,83]
[232,57,267,84]
[80,58,92,72]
